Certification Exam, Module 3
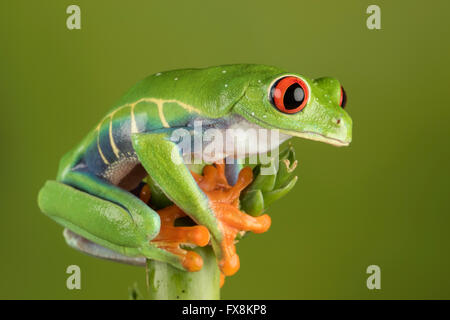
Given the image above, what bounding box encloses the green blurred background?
[1,0,449,299]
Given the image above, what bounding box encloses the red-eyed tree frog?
[38,64,352,275]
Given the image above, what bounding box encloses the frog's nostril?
[336,118,341,125]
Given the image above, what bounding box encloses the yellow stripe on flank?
[96,126,110,165]
[130,103,138,133]
[109,115,120,158]
[169,100,203,114]
[156,102,170,128]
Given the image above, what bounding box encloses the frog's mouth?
[279,130,349,147]
[237,109,350,147]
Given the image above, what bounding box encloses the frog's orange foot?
[194,163,271,278]
[212,203,271,276]
[138,187,210,272]
[151,205,210,272]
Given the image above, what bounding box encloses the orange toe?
[219,251,240,276]
[182,251,204,272]
[185,226,210,247]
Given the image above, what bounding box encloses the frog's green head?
[233,67,352,147]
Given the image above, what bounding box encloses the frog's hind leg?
[63,228,146,266]
[38,171,192,270]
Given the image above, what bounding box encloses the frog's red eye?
[269,76,309,114]
[340,86,347,108]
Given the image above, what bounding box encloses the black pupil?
[283,83,304,109]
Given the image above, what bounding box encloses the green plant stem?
[146,247,221,300]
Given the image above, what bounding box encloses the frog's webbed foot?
[137,188,210,272]
[152,205,210,272]
[194,163,271,279]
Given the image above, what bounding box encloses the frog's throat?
[185,114,292,162]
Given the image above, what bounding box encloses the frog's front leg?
[38,170,204,271]
[132,132,257,276]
